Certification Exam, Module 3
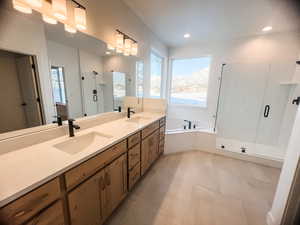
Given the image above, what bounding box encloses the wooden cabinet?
[129,162,141,190]
[0,178,60,225]
[68,170,104,225]
[65,140,127,189]
[127,132,140,149]
[68,153,127,225]
[142,121,159,139]
[102,154,128,220]
[128,144,141,170]
[24,201,64,225]
[141,130,159,175]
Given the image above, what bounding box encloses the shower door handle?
[264,105,270,118]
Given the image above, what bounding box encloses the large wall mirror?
[0,22,144,138]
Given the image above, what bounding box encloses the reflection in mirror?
[0,49,45,134]
[0,21,144,137]
[113,72,126,110]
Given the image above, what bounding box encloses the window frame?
[50,66,67,105]
[168,56,212,108]
[150,50,164,98]
[135,60,144,98]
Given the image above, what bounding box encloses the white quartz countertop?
[0,112,165,207]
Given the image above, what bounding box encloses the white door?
[15,56,43,127]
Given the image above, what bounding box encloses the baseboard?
[165,148,283,169]
[267,211,275,225]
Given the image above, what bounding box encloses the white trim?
[267,211,275,225]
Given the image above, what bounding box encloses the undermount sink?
[126,116,151,123]
[54,132,113,155]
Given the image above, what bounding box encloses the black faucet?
[53,116,63,126]
[127,107,135,118]
[68,119,80,137]
[184,120,192,129]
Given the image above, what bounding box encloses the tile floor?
[105,151,280,225]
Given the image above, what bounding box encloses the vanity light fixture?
[107,44,115,50]
[42,14,58,24]
[131,42,138,56]
[105,51,111,55]
[52,0,67,20]
[262,26,272,32]
[64,24,77,33]
[13,0,32,14]
[74,6,87,30]
[25,0,42,8]
[113,29,138,56]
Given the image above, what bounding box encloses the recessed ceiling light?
[262,26,272,32]
[184,33,191,38]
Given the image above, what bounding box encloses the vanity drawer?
[128,144,140,170]
[142,121,159,139]
[159,117,166,127]
[24,201,65,225]
[128,132,140,149]
[65,140,127,189]
[129,162,141,190]
[0,178,61,225]
[159,126,165,140]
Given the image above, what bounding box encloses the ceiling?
[122,0,300,47]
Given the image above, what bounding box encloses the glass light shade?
[13,0,32,14]
[42,14,57,24]
[116,33,124,49]
[116,47,123,54]
[64,24,77,33]
[52,0,67,20]
[107,44,115,50]
[124,49,130,56]
[74,7,86,30]
[25,0,42,8]
[131,42,138,56]
[124,39,132,51]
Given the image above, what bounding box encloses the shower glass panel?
[216,61,296,160]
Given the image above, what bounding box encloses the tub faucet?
[68,119,80,137]
[184,120,192,129]
[127,107,135,118]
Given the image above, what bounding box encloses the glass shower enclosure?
[216,61,299,160]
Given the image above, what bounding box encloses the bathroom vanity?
[0,114,166,225]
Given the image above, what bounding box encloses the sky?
[172,57,211,76]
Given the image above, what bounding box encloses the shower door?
[216,61,295,160]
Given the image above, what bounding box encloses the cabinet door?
[24,201,64,225]
[68,170,104,225]
[102,154,127,220]
[141,136,151,175]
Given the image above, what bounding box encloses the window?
[170,57,211,107]
[150,51,163,98]
[51,66,66,104]
[136,60,144,97]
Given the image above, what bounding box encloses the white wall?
[167,31,300,133]
[47,40,83,119]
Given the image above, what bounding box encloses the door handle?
[264,105,270,118]
[93,94,98,102]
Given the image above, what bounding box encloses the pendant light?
[42,14,57,24]
[124,39,132,56]
[116,47,123,54]
[64,24,77,33]
[42,0,57,24]
[107,44,115,51]
[74,7,86,30]
[12,0,32,14]
[25,0,42,8]
[116,33,124,49]
[52,0,67,20]
[131,42,138,56]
